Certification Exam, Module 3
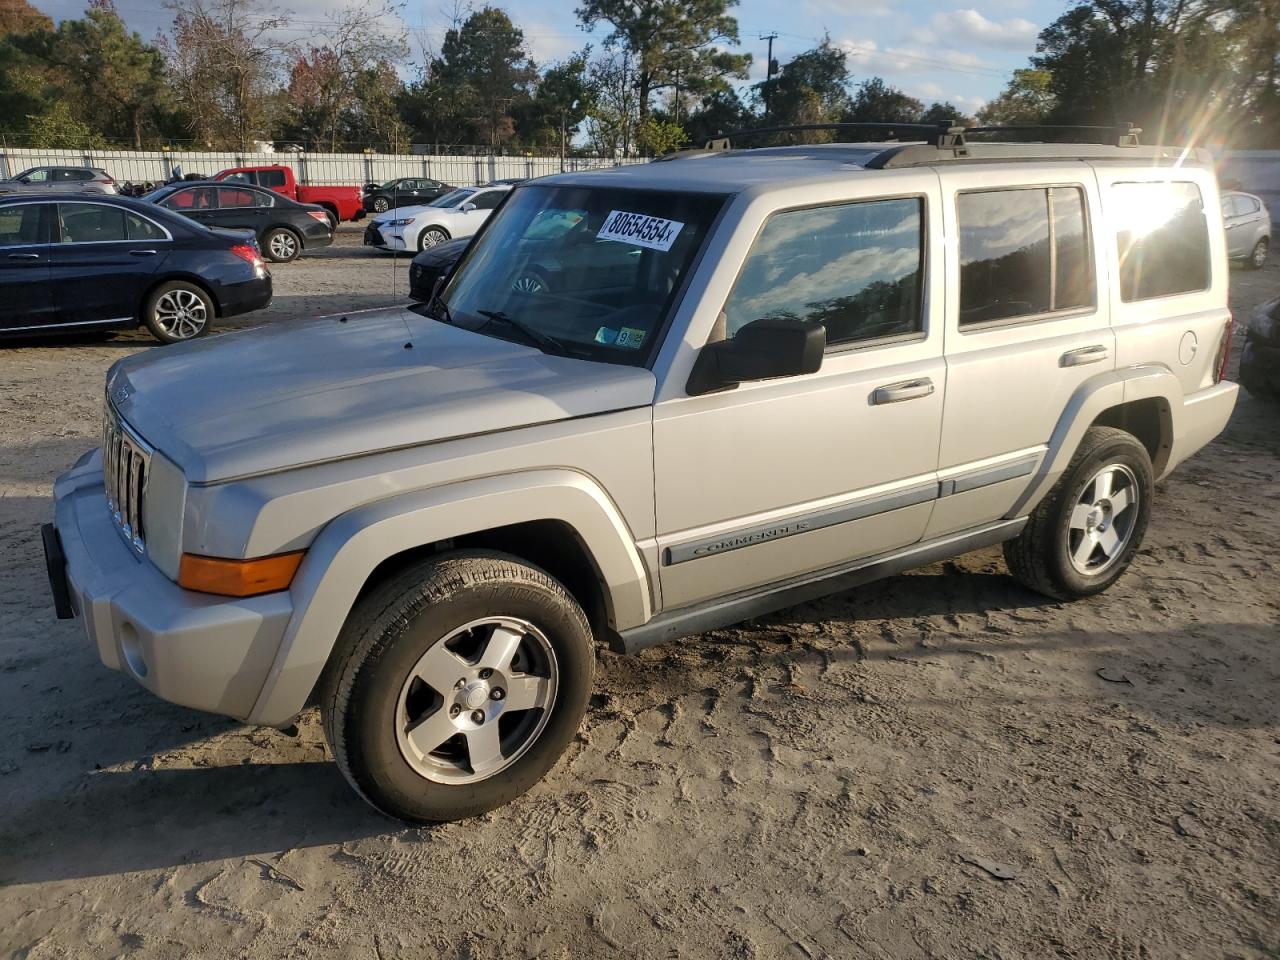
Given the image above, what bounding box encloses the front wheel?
[418,226,449,251]
[143,281,213,344]
[263,227,301,263]
[1004,426,1153,600]
[320,550,595,823]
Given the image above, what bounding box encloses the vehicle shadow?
[0,759,388,886]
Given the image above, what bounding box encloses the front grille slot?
[102,402,151,553]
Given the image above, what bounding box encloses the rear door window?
[58,203,127,243]
[259,169,287,188]
[470,190,505,210]
[723,196,925,347]
[1111,181,1210,301]
[163,187,217,211]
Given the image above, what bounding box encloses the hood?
[107,308,656,483]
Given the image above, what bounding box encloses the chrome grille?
[102,400,151,553]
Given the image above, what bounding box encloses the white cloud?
[918,9,1039,50]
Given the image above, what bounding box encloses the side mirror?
[460,202,477,213]
[686,318,825,395]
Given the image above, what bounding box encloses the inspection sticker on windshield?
[597,210,684,251]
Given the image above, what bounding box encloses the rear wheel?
[320,550,594,823]
[143,281,212,344]
[372,196,390,213]
[1004,426,1153,600]
[1246,237,1269,270]
[263,227,301,263]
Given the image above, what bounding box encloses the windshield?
[421,184,725,365]
[429,187,475,208]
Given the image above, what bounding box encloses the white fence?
[0,148,645,186]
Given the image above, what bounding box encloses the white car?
[363,184,512,252]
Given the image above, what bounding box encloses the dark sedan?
[408,236,470,302]
[363,177,453,214]
[0,194,271,344]
[143,181,332,263]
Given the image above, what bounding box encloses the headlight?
[1248,297,1279,341]
[387,218,413,227]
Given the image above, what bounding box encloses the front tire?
[143,281,213,344]
[263,227,301,263]
[1004,426,1153,600]
[418,226,449,251]
[320,550,595,823]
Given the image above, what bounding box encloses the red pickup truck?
[213,165,364,225]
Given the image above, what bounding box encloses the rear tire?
[1004,426,1153,600]
[372,196,390,213]
[320,550,595,823]
[263,227,301,263]
[1246,237,1268,270]
[143,281,213,344]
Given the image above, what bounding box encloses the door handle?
[871,377,935,405]
[129,249,157,256]
[1060,344,1110,367]
[7,252,40,260]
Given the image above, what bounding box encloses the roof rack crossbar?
[961,122,1142,147]
[705,121,964,151]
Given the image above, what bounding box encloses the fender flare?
[246,469,651,727]
[1006,364,1180,519]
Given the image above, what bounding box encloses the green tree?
[682,88,752,145]
[975,68,1056,126]
[576,0,750,141]
[920,101,974,127]
[844,77,923,126]
[754,38,853,139]
[512,52,594,153]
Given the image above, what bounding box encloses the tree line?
[0,0,1274,156]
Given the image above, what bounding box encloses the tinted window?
[1052,187,1092,311]
[222,172,252,184]
[0,205,44,246]
[126,212,167,241]
[59,203,127,242]
[219,187,268,208]
[470,190,504,210]
[259,169,287,188]
[23,169,49,183]
[723,197,924,346]
[1240,195,1260,214]
[1112,182,1209,302]
[959,189,1051,323]
[162,187,217,211]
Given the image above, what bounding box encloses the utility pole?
[760,33,779,114]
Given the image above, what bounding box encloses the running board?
[614,518,1027,654]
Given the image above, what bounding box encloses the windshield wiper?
[427,292,452,325]
[475,309,570,357]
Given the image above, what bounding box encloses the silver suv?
[44,125,1239,823]
[1,166,117,195]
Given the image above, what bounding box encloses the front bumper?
[363,223,405,251]
[49,450,293,722]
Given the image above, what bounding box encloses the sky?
[30,0,1066,114]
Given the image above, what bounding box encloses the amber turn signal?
[178,551,305,597]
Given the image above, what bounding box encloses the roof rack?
[963,122,1143,147]
[703,121,965,151]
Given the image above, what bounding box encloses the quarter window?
[126,212,166,241]
[958,186,1093,326]
[1111,182,1209,301]
[722,197,925,347]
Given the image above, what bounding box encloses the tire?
[372,196,390,213]
[1245,237,1269,270]
[1003,426,1153,601]
[418,226,449,251]
[320,550,595,823]
[1240,339,1280,400]
[511,267,551,294]
[324,210,339,231]
[143,280,213,344]
[263,227,302,263]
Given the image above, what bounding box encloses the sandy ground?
[0,228,1277,960]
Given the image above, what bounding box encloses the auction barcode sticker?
[597,210,685,251]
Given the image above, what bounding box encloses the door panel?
[48,202,167,325]
[0,203,52,331]
[927,167,1114,538]
[654,182,946,611]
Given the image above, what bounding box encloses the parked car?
[408,236,469,301]
[363,177,453,214]
[0,193,270,343]
[45,127,1238,824]
[1220,190,1271,268]
[0,166,117,195]
[1240,295,1280,399]
[143,181,332,263]
[364,183,511,252]
[213,165,363,226]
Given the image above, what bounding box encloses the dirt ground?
[0,228,1277,960]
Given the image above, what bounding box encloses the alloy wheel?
[269,231,298,260]
[1067,463,1140,576]
[395,616,558,784]
[153,289,208,340]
